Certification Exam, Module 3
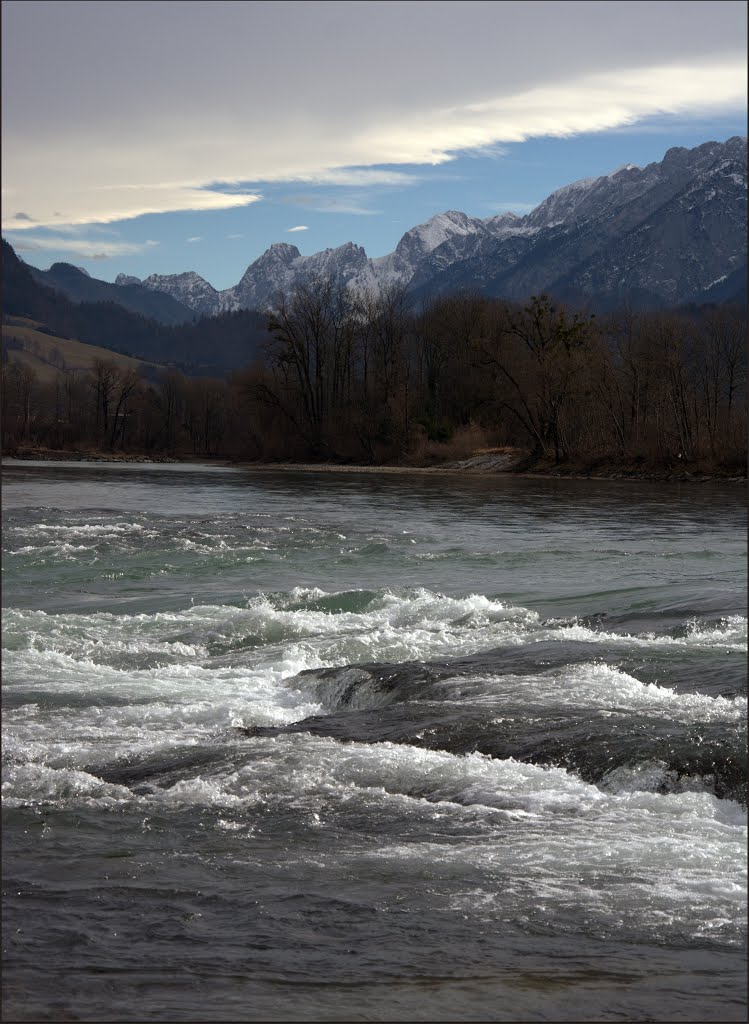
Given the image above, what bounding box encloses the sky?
[2,0,746,290]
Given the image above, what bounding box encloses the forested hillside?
[2,241,270,376]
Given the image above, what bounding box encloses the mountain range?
[29,261,195,324]
[7,136,747,330]
[109,135,746,315]
[2,239,270,376]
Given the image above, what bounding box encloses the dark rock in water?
[231,641,747,806]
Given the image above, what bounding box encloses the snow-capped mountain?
[128,136,747,315]
[366,210,531,290]
[219,240,371,313]
[417,136,747,308]
[116,271,219,319]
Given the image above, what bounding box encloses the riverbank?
[2,446,185,464]
[2,445,745,482]
[232,447,746,483]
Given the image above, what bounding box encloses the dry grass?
[2,318,163,384]
[404,422,497,466]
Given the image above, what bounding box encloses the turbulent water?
[2,462,746,1022]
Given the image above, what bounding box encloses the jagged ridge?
[70,137,749,314]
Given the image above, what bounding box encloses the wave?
[4,734,744,945]
[3,588,744,666]
[3,586,745,817]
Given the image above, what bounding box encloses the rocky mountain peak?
[264,242,302,260]
[395,210,485,263]
[483,212,524,235]
[109,137,746,316]
[144,270,212,287]
[662,145,690,165]
[141,271,218,318]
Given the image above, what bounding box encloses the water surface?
[2,462,746,1021]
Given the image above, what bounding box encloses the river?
[2,461,746,1022]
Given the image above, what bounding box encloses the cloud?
[280,168,420,187]
[6,234,160,259]
[283,195,380,216]
[1,184,261,232]
[312,200,379,216]
[2,2,745,230]
[226,233,244,239]
[286,225,308,232]
[187,235,202,243]
[462,144,509,161]
[352,63,747,165]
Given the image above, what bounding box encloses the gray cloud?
[2,1,745,229]
[5,2,744,131]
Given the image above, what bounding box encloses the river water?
[2,462,746,1022]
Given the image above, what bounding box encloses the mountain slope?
[130,136,745,314]
[9,137,746,319]
[2,241,271,375]
[30,262,195,324]
[120,271,220,318]
[410,137,747,308]
[2,317,165,384]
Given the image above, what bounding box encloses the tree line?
[2,279,746,473]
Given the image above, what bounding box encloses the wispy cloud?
[460,143,509,160]
[187,235,202,243]
[355,63,747,165]
[283,195,380,216]
[7,234,160,259]
[312,200,379,216]
[286,225,308,232]
[2,186,261,232]
[281,168,420,187]
[226,233,244,239]
[606,113,748,136]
